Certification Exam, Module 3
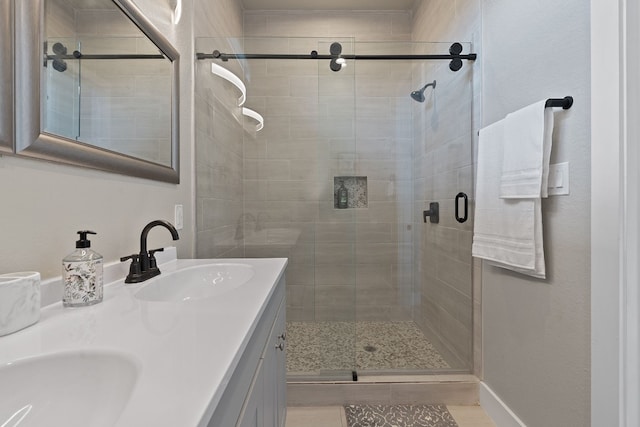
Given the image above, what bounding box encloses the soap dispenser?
[62,231,103,307]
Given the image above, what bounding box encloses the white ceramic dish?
[0,272,40,336]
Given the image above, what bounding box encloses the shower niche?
[333,176,367,209]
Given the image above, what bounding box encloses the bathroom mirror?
[0,0,13,154]
[15,0,180,183]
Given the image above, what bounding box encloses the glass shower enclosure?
[194,37,475,380]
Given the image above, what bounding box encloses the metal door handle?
[423,202,439,224]
[455,192,468,223]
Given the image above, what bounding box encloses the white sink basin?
[0,350,139,427]
[134,263,255,303]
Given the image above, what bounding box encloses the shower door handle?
[455,192,468,223]
[423,202,439,224]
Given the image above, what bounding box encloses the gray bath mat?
[344,404,458,427]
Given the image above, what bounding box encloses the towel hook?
[545,96,573,109]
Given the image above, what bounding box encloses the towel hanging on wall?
[472,120,546,278]
[472,97,572,278]
[500,100,555,199]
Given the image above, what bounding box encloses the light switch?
[548,162,569,195]
[174,204,184,230]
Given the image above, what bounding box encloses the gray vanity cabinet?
[207,277,286,427]
[261,297,287,427]
[237,358,265,427]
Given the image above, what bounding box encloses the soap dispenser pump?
[62,230,103,307]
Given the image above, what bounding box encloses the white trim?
[590,0,622,424]
[622,0,640,424]
[479,382,526,427]
[591,0,640,425]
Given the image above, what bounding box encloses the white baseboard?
[479,382,527,427]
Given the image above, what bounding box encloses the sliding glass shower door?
[194,37,475,379]
[235,37,359,380]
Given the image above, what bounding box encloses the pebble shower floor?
[286,321,450,374]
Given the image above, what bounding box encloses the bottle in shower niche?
[63,230,103,307]
[337,180,349,209]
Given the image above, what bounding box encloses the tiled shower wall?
[46,0,172,165]
[411,0,481,369]
[194,0,245,259]
[242,12,416,322]
[194,7,478,368]
[45,0,77,138]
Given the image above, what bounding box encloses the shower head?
[410,89,425,103]
[410,80,436,102]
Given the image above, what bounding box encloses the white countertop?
[0,255,287,427]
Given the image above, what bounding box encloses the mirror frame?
[15,0,180,183]
[0,0,13,154]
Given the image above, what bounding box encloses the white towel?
[500,100,554,199]
[472,120,546,278]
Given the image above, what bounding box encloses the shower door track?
[196,52,477,61]
[196,41,477,72]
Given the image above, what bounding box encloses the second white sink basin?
[134,263,255,303]
[0,350,139,427]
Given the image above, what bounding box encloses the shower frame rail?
[45,53,165,60]
[196,52,477,61]
[196,41,477,72]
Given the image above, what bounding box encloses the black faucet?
[121,220,180,283]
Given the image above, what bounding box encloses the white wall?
[481,0,591,426]
[0,0,195,279]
